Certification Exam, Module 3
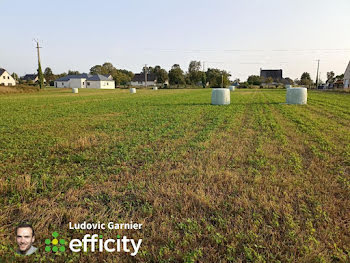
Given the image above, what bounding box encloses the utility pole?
[33,39,44,89]
[34,40,42,64]
[315,59,320,89]
[144,64,148,88]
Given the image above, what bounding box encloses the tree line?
[244,71,345,88]
[23,61,231,88]
[14,62,345,88]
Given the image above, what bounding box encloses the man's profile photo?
[15,222,37,255]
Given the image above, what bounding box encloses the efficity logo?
[45,232,66,252]
[44,232,142,256]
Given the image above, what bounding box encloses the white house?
[54,74,115,89]
[344,61,350,89]
[131,73,157,86]
[0,68,16,86]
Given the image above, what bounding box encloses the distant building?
[103,74,113,80]
[131,73,157,86]
[260,69,283,81]
[54,74,115,89]
[21,74,46,83]
[344,61,350,89]
[0,68,16,86]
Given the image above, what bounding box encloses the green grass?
[0,88,349,262]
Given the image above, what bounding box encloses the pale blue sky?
[1,0,350,81]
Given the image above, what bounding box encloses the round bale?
[286,87,307,105]
[211,88,230,105]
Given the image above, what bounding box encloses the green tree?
[68,70,80,75]
[206,68,231,88]
[169,64,185,85]
[37,60,44,89]
[44,67,55,84]
[90,65,103,75]
[153,65,168,84]
[102,62,115,74]
[117,69,134,80]
[89,62,134,85]
[188,61,203,85]
[143,66,154,74]
[113,70,134,85]
[300,72,313,86]
[11,73,19,81]
[282,77,294,85]
[326,71,335,84]
[247,75,262,85]
[201,73,207,88]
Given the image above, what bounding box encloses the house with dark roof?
[0,68,16,86]
[54,74,115,89]
[260,69,283,81]
[131,73,157,86]
[21,74,46,83]
[344,61,350,89]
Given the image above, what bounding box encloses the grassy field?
[0,88,349,262]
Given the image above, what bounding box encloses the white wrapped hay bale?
[229,86,235,91]
[211,88,230,105]
[72,88,78,94]
[130,88,136,94]
[285,85,292,89]
[153,86,158,90]
[286,87,307,105]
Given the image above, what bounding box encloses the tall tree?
[153,65,168,84]
[44,67,53,76]
[169,64,185,85]
[326,71,335,84]
[102,62,115,74]
[37,61,44,89]
[300,72,313,86]
[188,61,203,85]
[44,67,55,83]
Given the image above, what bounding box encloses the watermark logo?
[44,232,141,256]
[45,232,66,253]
